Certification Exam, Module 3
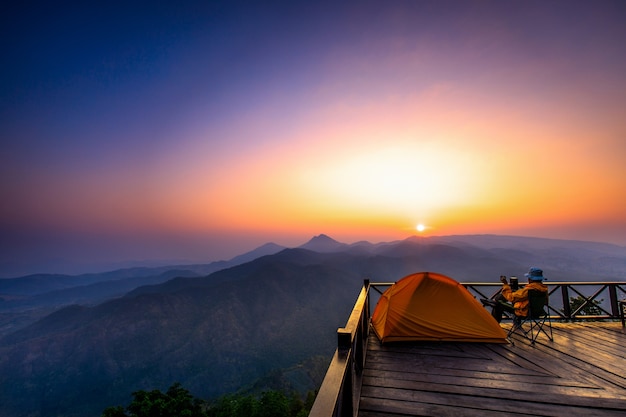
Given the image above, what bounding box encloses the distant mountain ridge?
[0,234,625,416]
[2,234,625,336]
[0,242,287,296]
[0,242,286,338]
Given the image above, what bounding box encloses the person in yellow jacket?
[482,267,549,323]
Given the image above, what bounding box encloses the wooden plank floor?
[359,322,626,417]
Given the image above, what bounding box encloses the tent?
[371,271,507,343]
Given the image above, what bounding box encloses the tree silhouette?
[567,295,603,317]
[102,383,316,417]
[101,383,205,417]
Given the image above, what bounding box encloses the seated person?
[482,267,549,323]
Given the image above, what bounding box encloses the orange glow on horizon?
[4,1,626,277]
[25,84,621,247]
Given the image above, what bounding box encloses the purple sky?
[1,1,625,277]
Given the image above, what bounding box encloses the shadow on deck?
[360,322,626,416]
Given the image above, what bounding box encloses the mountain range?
[0,234,625,416]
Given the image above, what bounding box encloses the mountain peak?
[228,242,286,264]
[299,234,346,253]
[310,234,337,243]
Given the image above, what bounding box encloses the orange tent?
[371,272,507,343]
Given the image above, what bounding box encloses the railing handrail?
[464,281,626,320]
[308,280,370,417]
[309,280,626,417]
[460,281,626,285]
[372,281,626,320]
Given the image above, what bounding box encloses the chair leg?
[528,315,553,345]
[537,314,553,341]
[529,319,537,345]
[508,313,554,346]
[506,319,519,344]
[544,314,553,341]
[507,317,530,345]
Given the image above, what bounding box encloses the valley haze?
[3,233,626,279]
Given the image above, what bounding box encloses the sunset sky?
[1,1,625,276]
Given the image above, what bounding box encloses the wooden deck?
[359,322,626,417]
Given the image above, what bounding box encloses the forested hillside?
[1,235,624,416]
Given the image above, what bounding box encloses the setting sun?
[2,1,625,276]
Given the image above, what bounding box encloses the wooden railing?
[308,280,626,417]
[308,280,370,417]
[461,281,626,320]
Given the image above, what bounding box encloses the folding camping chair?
[507,289,553,345]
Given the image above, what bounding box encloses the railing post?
[561,285,571,320]
[338,329,352,351]
[609,284,619,317]
[340,348,353,417]
[335,328,354,417]
[364,279,370,322]
[357,279,370,371]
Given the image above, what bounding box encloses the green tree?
[567,295,603,316]
[258,391,290,417]
[102,406,127,417]
[288,392,304,417]
[101,383,205,417]
[207,393,260,417]
[303,389,317,410]
[104,385,317,417]
[234,395,258,417]
[206,394,246,417]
